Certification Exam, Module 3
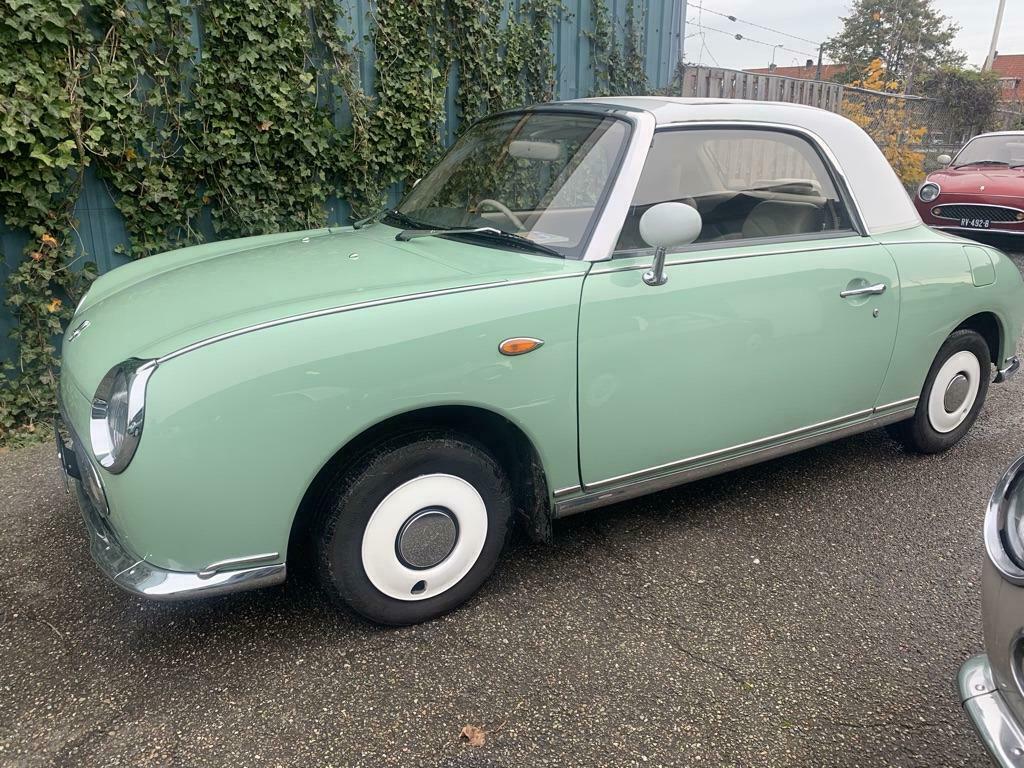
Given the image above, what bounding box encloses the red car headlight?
[918,182,941,203]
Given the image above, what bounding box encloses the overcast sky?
[683,0,1023,72]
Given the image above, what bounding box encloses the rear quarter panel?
[874,226,1024,407]
[99,274,586,573]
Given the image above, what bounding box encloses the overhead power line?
[689,3,823,48]
[685,18,818,60]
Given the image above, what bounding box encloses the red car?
[914,131,1024,239]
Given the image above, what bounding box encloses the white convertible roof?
[566,97,921,235]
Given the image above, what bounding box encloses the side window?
[614,128,854,253]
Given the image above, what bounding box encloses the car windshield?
[952,135,1024,168]
[395,111,631,258]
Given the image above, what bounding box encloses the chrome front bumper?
[996,357,1021,384]
[55,410,286,601]
[959,655,1024,767]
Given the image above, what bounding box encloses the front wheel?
[313,431,512,625]
[889,329,991,454]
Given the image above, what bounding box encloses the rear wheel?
[313,431,512,625]
[889,329,991,454]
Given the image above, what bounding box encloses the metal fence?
[841,86,1024,172]
[0,0,686,366]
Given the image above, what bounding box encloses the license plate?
[960,217,991,229]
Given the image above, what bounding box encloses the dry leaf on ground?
[459,724,486,748]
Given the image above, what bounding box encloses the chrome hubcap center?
[395,507,458,570]
[944,373,970,413]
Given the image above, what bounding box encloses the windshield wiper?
[353,208,431,230]
[396,226,563,258]
[953,160,1008,168]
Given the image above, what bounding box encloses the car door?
[577,126,900,490]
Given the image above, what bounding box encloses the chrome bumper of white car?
[996,356,1021,384]
[55,407,286,601]
[959,654,1024,767]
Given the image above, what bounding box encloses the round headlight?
[919,182,941,202]
[986,454,1024,582]
[90,358,158,474]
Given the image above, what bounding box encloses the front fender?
[100,276,585,572]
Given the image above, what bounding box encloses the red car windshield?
[953,135,1024,168]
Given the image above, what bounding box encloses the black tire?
[889,329,991,454]
[313,430,512,625]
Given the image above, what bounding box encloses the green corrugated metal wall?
[0,0,684,365]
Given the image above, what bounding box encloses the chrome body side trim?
[997,356,1021,384]
[959,654,1024,768]
[589,239,874,276]
[984,452,1024,586]
[157,272,586,364]
[935,226,1024,237]
[60,401,286,600]
[653,120,870,236]
[555,399,918,517]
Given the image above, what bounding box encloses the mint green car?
[55,97,1024,624]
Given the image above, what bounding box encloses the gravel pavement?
[1,251,1023,768]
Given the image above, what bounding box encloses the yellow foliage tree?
[841,59,928,186]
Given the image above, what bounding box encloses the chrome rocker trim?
[554,399,918,517]
[997,356,1021,384]
[58,409,285,600]
[959,654,1024,768]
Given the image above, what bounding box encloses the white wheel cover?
[927,350,982,434]
[361,473,488,601]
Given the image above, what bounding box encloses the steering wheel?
[477,198,526,231]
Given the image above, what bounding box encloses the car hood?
[927,165,1024,196]
[61,224,585,397]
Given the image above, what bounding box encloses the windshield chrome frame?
[395,105,655,262]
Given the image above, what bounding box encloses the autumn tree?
[824,0,965,85]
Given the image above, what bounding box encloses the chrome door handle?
[839,282,887,299]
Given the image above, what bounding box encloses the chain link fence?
[841,86,1024,176]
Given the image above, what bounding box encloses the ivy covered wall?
[0,0,683,443]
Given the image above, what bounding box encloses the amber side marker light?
[499,337,544,356]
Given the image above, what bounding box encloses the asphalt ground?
[1,251,1023,768]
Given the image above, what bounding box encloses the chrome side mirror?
[936,154,952,166]
[639,202,703,287]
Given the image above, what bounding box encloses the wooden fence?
[676,65,845,112]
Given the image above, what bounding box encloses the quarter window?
[614,128,854,253]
